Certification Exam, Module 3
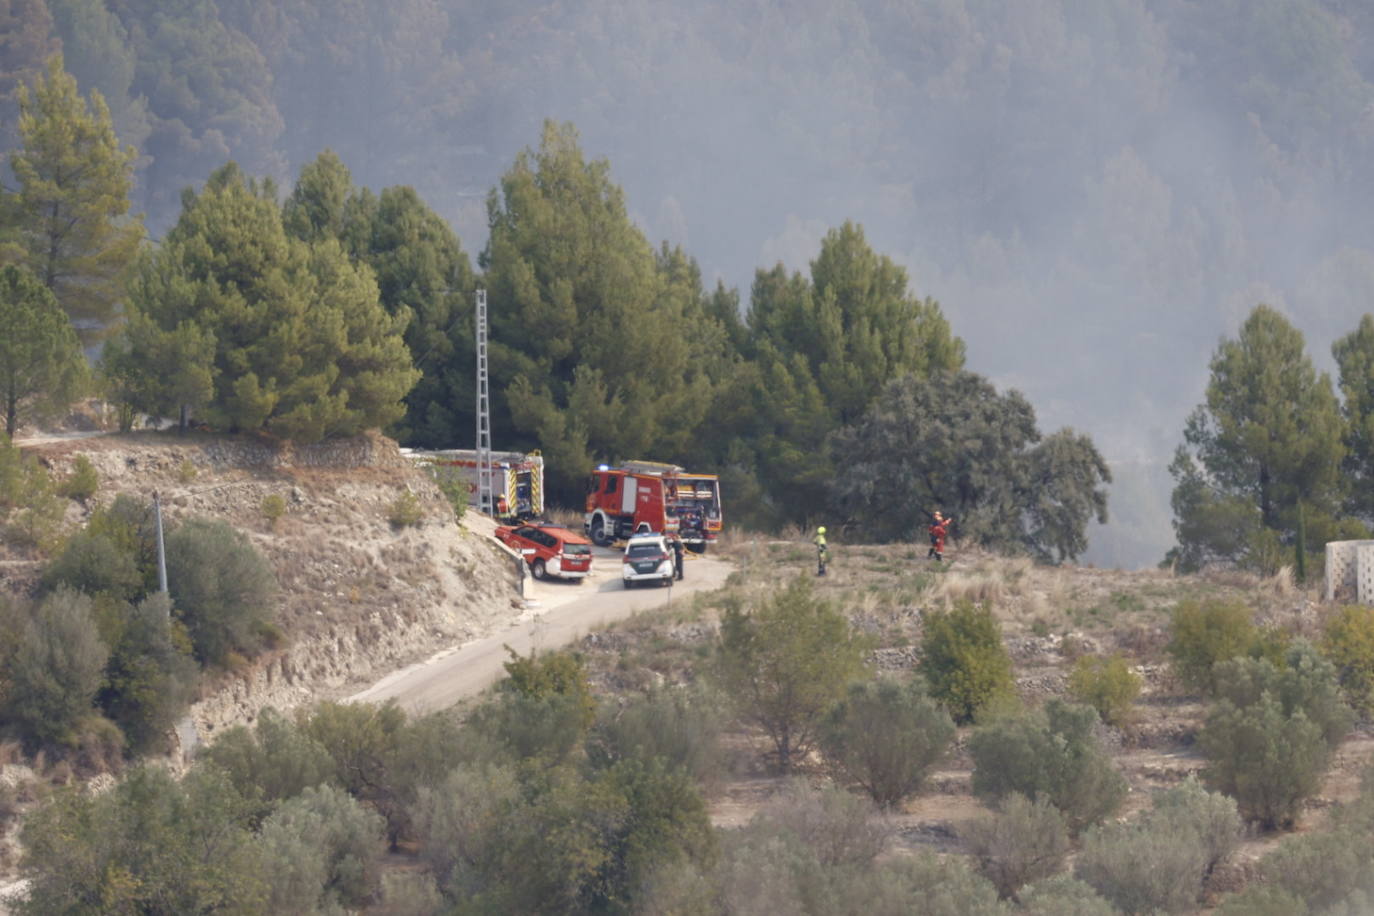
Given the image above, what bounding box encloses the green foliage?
[378,871,443,916]
[78,492,160,596]
[1251,828,1374,912]
[165,516,277,666]
[1019,875,1119,916]
[1168,305,1344,570]
[0,264,87,438]
[501,646,597,728]
[1214,886,1312,916]
[99,591,198,755]
[1200,695,1330,831]
[283,153,480,448]
[57,454,98,502]
[969,700,1126,834]
[297,701,415,843]
[962,793,1070,900]
[0,433,63,550]
[387,488,423,528]
[1068,654,1142,727]
[918,599,1015,724]
[1201,645,1352,829]
[830,371,1109,558]
[200,707,336,817]
[40,528,142,603]
[1150,776,1245,880]
[257,784,386,914]
[643,779,1006,915]
[260,492,286,527]
[1212,642,1353,749]
[1075,815,1208,915]
[749,781,890,869]
[6,54,143,340]
[436,475,467,522]
[484,122,730,501]
[719,222,966,526]
[414,757,714,914]
[588,684,724,785]
[1321,604,1374,713]
[818,676,955,808]
[114,162,418,440]
[1335,314,1374,523]
[2,587,108,750]
[18,764,266,913]
[411,763,523,903]
[1166,598,1257,694]
[469,689,590,768]
[177,458,198,483]
[715,576,869,773]
[1071,779,1239,913]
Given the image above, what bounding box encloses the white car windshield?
[627,543,663,558]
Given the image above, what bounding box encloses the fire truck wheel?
[590,518,610,547]
[687,542,707,555]
[531,559,547,580]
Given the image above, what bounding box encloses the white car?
[622,533,674,588]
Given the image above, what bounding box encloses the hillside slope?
[6,431,522,744]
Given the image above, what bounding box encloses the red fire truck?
[584,461,723,551]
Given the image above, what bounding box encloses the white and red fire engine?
[584,460,723,551]
[405,449,544,519]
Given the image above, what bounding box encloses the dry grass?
[543,505,584,529]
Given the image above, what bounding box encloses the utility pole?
[475,289,494,516]
[153,490,168,597]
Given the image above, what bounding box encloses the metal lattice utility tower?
[475,289,494,516]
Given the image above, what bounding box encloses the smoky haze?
[38,0,1374,568]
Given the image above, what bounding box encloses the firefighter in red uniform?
[927,511,951,562]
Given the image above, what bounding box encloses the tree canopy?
[0,263,86,437]
[830,371,1109,561]
[4,52,142,340]
[110,161,418,440]
[1168,305,1348,571]
[483,121,728,499]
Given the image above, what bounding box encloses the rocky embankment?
[11,431,523,746]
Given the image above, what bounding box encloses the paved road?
[349,546,732,713]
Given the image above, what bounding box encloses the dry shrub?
[963,793,1071,899]
[1265,565,1296,598]
[543,505,582,529]
[999,555,1034,583]
[1115,624,1170,658]
[0,740,21,766]
[936,571,1007,607]
[1201,567,1261,590]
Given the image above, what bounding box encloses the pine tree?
[1168,305,1346,570]
[283,152,479,446]
[114,163,418,440]
[6,54,143,340]
[0,264,87,437]
[483,121,726,498]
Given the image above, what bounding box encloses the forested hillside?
[5,0,1374,564]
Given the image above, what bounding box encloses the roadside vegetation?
[8,530,1371,913]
